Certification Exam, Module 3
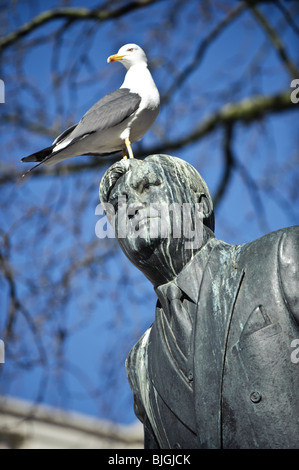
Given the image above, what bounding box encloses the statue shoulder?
[126,327,151,389]
[125,327,152,425]
[278,226,299,324]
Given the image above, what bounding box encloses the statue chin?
[118,232,161,266]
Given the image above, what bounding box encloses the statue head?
[100,154,214,286]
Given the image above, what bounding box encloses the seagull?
[21,43,160,175]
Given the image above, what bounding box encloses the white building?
[0,396,143,449]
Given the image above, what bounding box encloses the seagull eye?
[127,48,134,52]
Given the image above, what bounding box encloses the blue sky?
[0,0,298,425]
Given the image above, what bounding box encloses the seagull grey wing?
[53,123,78,145]
[66,88,141,144]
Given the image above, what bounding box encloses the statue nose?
[127,204,145,220]
[127,200,147,220]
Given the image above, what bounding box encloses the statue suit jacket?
[126,226,299,448]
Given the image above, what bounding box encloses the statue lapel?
[193,241,245,448]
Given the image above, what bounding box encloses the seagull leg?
[122,148,128,160]
[125,137,134,159]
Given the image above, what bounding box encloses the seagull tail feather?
[21,145,58,178]
[21,145,55,163]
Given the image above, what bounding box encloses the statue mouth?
[130,215,160,233]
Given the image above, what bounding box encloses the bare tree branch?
[0,234,48,372]
[0,0,164,53]
[275,0,299,37]
[211,121,271,232]
[162,2,247,104]
[149,89,296,155]
[213,123,235,209]
[247,1,299,79]
[234,154,271,234]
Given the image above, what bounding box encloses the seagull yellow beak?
[107,54,125,63]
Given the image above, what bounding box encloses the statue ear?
[196,193,212,217]
[196,193,215,232]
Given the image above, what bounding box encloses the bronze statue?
[100,154,299,449]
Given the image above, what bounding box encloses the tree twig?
[0,0,164,53]
[247,1,299,79]
[213,123,235,209]
[162,2,247,104]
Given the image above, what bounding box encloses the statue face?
[107,160,168,259]
[106,158,205,265]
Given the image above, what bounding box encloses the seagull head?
[107,44,148,70]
